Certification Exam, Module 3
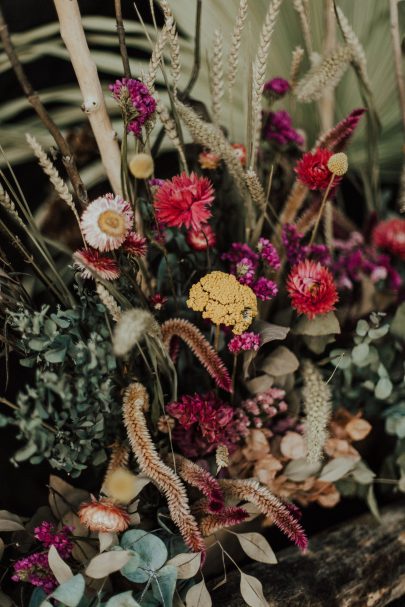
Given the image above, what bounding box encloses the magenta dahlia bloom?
[110,78,156,137]
[154,172,215,230]
[167,392,246,458]
[228,331,261,355]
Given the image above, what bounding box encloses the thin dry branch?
[114,0,132,78]
[0,7,87,208]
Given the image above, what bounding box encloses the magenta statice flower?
[34,522,73,559]
[252,277,278,301]
[263,77,290,99]
[228,331,261,354]
[263,111,304,146]
[12,553,57,594]
[235,257,257,285]
[167,392,248,458]
[257,238,281,269]
[110,78,156,137]
[281,224,331,266]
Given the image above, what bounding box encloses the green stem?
[309,173,335,246]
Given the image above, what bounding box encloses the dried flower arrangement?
[0,1,404,606]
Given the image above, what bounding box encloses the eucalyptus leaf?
[284,458,321,481]
[51,574,85,607]
[239,572,267,607]
[120,530,167,583]
[319,457,357,482]
[185,580,212,607]
[151,565,177,607]
[166,552,201,579]
[236,532,277,564]
[294,312,340,336]
[105,592,140,607]
[374,377,393,400]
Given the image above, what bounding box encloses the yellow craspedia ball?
[103,468,139,504]
[129,153,154,179]
[327,152,348,177]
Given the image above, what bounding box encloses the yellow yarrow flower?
[187,271,258,334]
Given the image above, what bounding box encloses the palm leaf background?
[0,1,403,184]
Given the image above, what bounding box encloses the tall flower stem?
[214,324,220,352]
[309,174,335,246]
[114,0,131,78]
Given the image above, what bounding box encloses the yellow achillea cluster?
[187,271,258,334]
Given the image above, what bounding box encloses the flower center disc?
[98,210,126,237]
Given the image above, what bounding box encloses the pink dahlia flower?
[287,260,338,319]
[80,194,133,251]
[73,248,120,280]
[154,172,215,230]
[372,218,405,260]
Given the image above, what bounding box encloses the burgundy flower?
[295,148,337,190]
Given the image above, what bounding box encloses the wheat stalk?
[156,102,187,169]
[0,183,24,227]
[160,0,180,92]
[335,6,371,93]
[26,133,81,227]
[227,0,248,98]
[209,29,224,126]
[145,26,167,92]
[290,46,305,88]
[250,0,284,168]
[295,45,353,103]
[293,0,313,58]
[96,284,122,322]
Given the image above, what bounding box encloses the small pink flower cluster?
[228,331,261,355]
[221,241,280,301]
[241,387,288,429]
[12,522,73,593]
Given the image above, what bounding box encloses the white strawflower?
[80,193,133,251]
[302,360,332,465]
[113,308,159,356]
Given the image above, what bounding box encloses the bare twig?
[115,0,132,78]
[0,6,87,208]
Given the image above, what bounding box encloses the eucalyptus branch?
[114,0,132,78]
[0,7,88,208]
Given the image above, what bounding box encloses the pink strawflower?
[252,277,278,301]
[79,498,130,533]
[110,78,156,137]
[154,172,215,230]
[186,224,216,251]
[73,248,120,281]
[287,260,338,319]
[257,238,281,269]
[372,218,405,260]
[80,194,133,251]
[167,392,245,458]
[228,331,261,355]
[295,148,337,190]
[123,232,148,257]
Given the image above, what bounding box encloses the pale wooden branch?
[53,0,122,196]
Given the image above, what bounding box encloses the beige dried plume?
[290,46,305,88]
[123,382,205,554]
[295,45,353,103]
[227,0,248,97]
[112,308,160,356]
[245,169,267,211]
[145,26,167,92]
[302,360,332,465]
[209,29,224,126]
[292,0,313,57]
